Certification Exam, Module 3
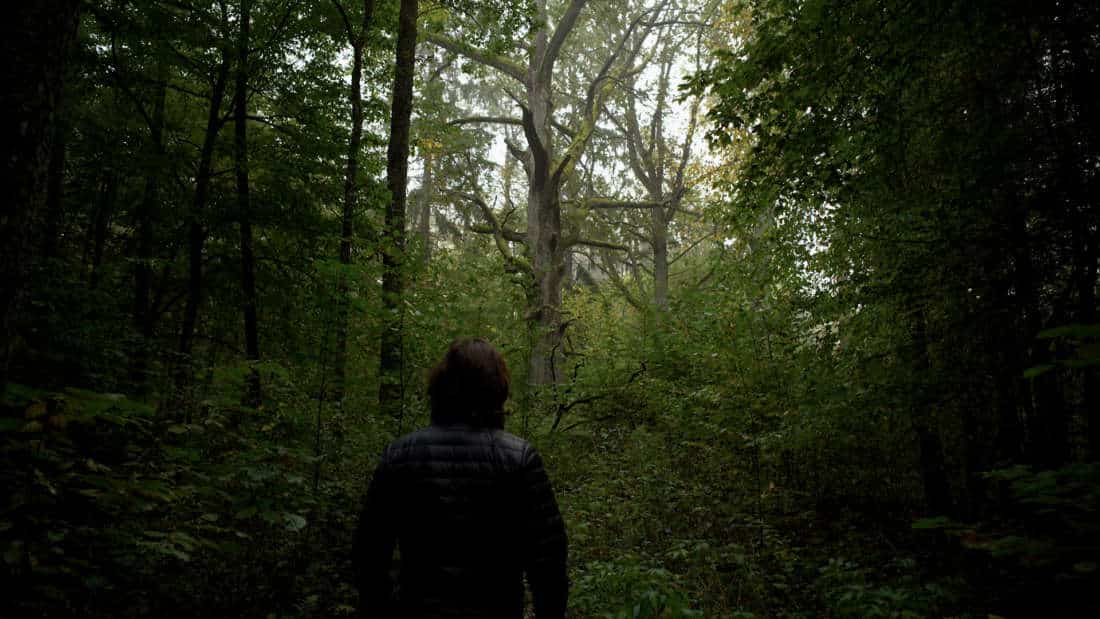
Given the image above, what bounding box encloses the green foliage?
[815,557,959,619]
[572,558,700,618]
[4,0,1099,616]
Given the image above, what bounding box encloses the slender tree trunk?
[652,207,669,311]
[378,0,418,420]
[417,151,433,267]
[333,0,375,404]
[234,0,261,408]
[1063,4,1100,461]
[1080,233,1099,460]
[88,173,117,290]
[130,67,168,392]
[0,0,82,399]
[1010,197,1070,466]
[43,119,67,260]
[911,307,953,515]
[180,54,230,361]
[332,40,362,404]
[1081,269,1100,468]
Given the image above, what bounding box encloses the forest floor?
[290,413,981,618]
[1,386,996,618]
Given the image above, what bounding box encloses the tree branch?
[449,115,523,127]
[564,237,630,251]
[468,224,527,243]
[330,0,357,46]
[540,0,588,81]
[421,30,526,83]
[447,189,532,274]
[570,197,664,210]
[552,2,664,183]
[588,246,646,310]
[668,228,716,265]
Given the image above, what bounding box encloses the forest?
[2,0,1098,616]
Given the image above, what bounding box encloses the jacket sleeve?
[352,454,397,618]
[519,445,568,618]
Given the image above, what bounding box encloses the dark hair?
[428,338,511,428]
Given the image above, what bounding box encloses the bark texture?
[332,0,376,404]
[234,0,262,408]
[0,0,82,398]
[378,0,418,419]
[179,48,231,360]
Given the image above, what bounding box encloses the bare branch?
[449,115,524,127]
[330,0,357,46]
[586,248,645,310]
[447,189,532,275]
[668,228,717,265]
[540,0,588,80]
[565,237,630,252]
[504,138,528,164]
[468,224,527,243]
[571,197,663,210]
[553,1,666,182]
[422,30,526,83]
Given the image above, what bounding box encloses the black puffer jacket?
[352,424,568,618]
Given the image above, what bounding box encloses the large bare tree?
[424,0,667,385]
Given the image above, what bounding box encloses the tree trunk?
[912,308,953,515]
[421,0,593,386]
[0,0,82,399]
[652,207,669,311]
[179,53,230,360]
[525,38,566,386]
[88,173,117,290]
[129,67,168,393]
[378,0,418,420]
[235,0,261,408]
[43,119,67,260]
[1083,236,1100,460]
[332,0,375,404]
[417,151,433,267]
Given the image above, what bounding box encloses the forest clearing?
[2,0,1098,616]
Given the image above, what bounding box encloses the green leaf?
[1074,562,1097,574]
[1036,324,1100,339]
[1022,364,1054,379]
[911,516,954,530]
[284,513,307,532]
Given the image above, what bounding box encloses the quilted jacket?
[352,423,568,618]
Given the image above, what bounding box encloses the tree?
[179,1,233,368]
[690,0,1100,512]
[0,0,83,399]
[581,16,710,314]
[378,0,419,420]
[331,0,377,405]
[425,0,666,385]
[234,0,262,408]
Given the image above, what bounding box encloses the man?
[353,338,568,618]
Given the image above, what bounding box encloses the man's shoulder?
[382,425,531,462]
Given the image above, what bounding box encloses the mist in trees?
[1,0,1097,617]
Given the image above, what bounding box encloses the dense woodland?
[2,0,1099,616]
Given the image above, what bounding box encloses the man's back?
[352,424,568,618]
